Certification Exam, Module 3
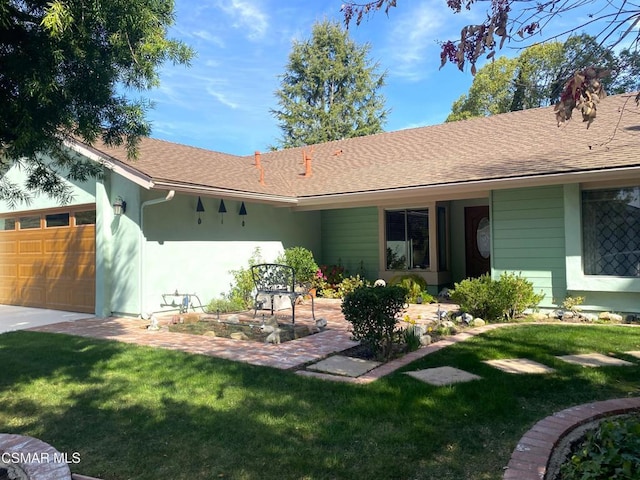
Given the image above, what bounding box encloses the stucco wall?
[320,207,379,279]
[138,193,321,315]
[0,156,96,213]
[492,186,567,309]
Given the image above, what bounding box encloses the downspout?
[139,190,175,316]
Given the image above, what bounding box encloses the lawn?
[0,324,639,480]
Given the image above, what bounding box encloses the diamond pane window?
[582,187,640,277]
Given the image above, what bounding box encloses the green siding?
[492,186,566,307]
[320,207,379,279]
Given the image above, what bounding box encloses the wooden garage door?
[0,208,96,313]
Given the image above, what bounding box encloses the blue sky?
[143,0,605,156]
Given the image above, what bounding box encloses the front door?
[464,206,490,278]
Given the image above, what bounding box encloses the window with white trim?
[582,187,640,277]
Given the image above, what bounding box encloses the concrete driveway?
[0,305,95,334]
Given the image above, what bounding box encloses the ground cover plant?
[0,325,638,479]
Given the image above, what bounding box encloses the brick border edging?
[503,397,640,480]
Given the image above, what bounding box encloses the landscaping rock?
[227,314,240,324]
[581,313,598,322]
[598,312,623,322]
[462,313,473,324]
[563,311,575,319]
[315,317,328,329]
[409,325,427,337]
[203,331,217,337]
[530,312,548,321]
[472,318,485,327]
[626,314,639,323]
[549,310,562,319]
[230,332,249,341]
[420,334,432,346]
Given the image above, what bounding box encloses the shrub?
[277,247,318,285]
[389,274,433,304]
[227,248,264,309]
[206,296,246,314]
[342,285,408,360]
[558,416,640,480]
[337,274,369,297]
[451,272,544,322]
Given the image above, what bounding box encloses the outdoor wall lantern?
[196,196,205,224]
[239,201,247,227]
[112,196,127,216]
[218,199,227,224]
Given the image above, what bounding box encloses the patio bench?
[250,263,315,325]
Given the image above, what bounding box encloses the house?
[1,93,639,317]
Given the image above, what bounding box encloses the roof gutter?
[151,181,298,206]
[293,165,640,210]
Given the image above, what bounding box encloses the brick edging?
[503,397,640,480]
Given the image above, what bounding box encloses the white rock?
[472,318,485,327]
[420,334,432,346]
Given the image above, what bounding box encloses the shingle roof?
[86,92,640,202]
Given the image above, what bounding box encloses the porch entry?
[464,206,490,278]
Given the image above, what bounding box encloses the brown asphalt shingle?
[83,93,640,200]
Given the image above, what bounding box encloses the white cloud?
[216,0,269,40]
[192,30,225,48]
[206,86,240,109]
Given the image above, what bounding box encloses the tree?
[342,0,640,126]
[0,0,193,206]
[271,20,387,149]
[447,34,636,122]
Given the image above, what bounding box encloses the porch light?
[196,197,205,224]
[239,201,247,226]
[112,196,126,216]
[218,199,227,224]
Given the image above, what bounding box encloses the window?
[46,213,69,227]
[19,216,41,229]
[583,187,640,277]
[385,209,429,270]
[0,218,16,231]
[75,210,96,225]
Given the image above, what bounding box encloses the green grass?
[0,324,639,479]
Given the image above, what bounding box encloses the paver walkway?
[30,299,452,371]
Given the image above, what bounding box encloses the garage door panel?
[19,239,43,254]
[0,208,95,313]
[0,240,17,254]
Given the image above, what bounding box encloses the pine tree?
[271,20,388,149]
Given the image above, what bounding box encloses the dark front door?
[465,206,490,278]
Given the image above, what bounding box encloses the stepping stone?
[405,366,481,386]
[306,355,380,377]
[625,351,640,360]
[484,358,555,374]
[556,353,634,367]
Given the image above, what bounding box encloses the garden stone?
[530,312,548,321]
[608,313,623,322]
[230,332,249,341]
[420,334,432,346]
[443,320,455,329]
[563,311,575,319]
[548,310,562,319]
[373,279,386,287]
[203,331,217,337]
[581,313,598,322]
[626,314,639,323]
[472,318,485,327]
[438,288,451,299]
[227,314,240,324]
[408,325,426,337]
[462,313,473,324]
[315,317,328,329]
